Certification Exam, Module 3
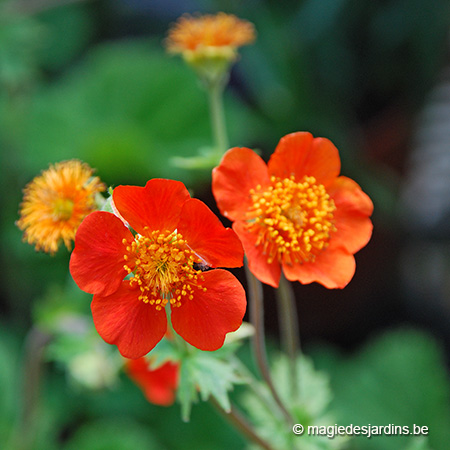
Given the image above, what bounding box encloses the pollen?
[123,230,205,310]
[246,175,336,265]
[17,160,105,254]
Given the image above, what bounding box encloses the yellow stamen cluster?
[246,176,336,265]
[123,229,206,310]
[166,12,255,54]
[17,160,105,254]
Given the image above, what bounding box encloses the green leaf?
[313,328,450,450]
[241,355,347,450]
[177,349,246,422]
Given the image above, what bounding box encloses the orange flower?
[125,357,179,406]
[212,132,374,289]
[17,160,105,254]
[166,12,255,64]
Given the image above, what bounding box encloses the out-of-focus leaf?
[0,5,44,92]
[313,328,450,449]
[36,3,94,71]
[63,418,162,450]
[0,327,20,448]
[11,39,261,187]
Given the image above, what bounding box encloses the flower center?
[123,229,205,310]
[246,175,336,265]
[52,198,74,221]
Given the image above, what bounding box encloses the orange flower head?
[166,13,255,69]
[70,179,246,359]
[125,357,179,406]
[17,160,105,254]
[212,132,374,289]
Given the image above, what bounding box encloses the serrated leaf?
[178,360,199,422]
[177,349,246,422]
[241,355,346,450]
[146,337,182,369]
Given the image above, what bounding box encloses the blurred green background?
[1,0,450,448]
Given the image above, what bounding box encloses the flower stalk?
[209,396,276,450]
[207,76,229,158]
[275,273,300,399]
[245,262,294,425]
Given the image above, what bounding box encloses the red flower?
[125,357,179,406]
[70,179,246,358]
[212,132,373,289]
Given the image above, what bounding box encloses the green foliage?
[0,327,20,449]
[313,328,450,449]
[36,3,94,71]
[0,3,44,93]
[63,418,162,450]
[241,355,347,450]
[178,349,245,421]
[34,282,123,391]
[150,329,249,422]
[7,39,260,187]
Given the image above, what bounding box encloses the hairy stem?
[276,273,300,398]
[207,78,229,157]
[210,397,276,450]
[245,263,294,425]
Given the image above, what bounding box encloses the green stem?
[276,273,300,399]
[207,78,229,158]
[230,355,284,422]
[245,262,294,425]
[209,397,276,450]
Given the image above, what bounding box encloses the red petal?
[178,198,244,268]
[113,179,191,235]
[212,147,270,221]
[70,211,134,296]
[282,246,356,289]
[268,132,341,186]
[328,176,374,254]
[92,282,167,359]
[126,358,179,406]
[233,221,281,288]
[170,270,246,351]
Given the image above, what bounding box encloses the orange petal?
[170,269,246,351]
[212,147,270,221]
[233,221,281,288]
[329,176,374,254]
[178,198,244,268]
[92,282,167,359]
[70,211,134,296]
[282,246,356,289]
[113,179,191,235]
[268,132,341,186]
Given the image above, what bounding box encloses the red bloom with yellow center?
[212,132,374,289]
[125,357,179,406]
[70,179,246,359]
